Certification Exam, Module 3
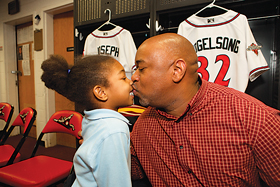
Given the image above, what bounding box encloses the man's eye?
[138,68,145,72]
[132,65,145,74]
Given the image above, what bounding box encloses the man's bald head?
[137,33,198,80]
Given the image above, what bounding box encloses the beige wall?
[0,0,73,147]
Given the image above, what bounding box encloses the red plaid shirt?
[131,78,280,186]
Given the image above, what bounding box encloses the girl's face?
[105,60,134,111]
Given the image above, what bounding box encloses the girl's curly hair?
[41,54,115,110]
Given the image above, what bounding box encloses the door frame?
[3,3,73,146]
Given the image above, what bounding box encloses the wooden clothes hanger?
[194,0,228,16]
[97,9,117,30]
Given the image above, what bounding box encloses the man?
[130,33,280,186]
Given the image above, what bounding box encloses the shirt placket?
[173,111,206,187]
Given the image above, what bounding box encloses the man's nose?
[131,70,138,82]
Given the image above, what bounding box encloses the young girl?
[41,55,133,187]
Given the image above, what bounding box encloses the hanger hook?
[209,0,215,8]
[104,9,111,22]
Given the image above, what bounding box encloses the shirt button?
[189,113,192,116]
[179,145,183,149]
[188,169,192,174]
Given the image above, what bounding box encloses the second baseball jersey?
[178,10,269,92]
[83,26,137,79]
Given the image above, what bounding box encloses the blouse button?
[179,145,183,149]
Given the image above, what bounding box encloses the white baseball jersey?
[178,10,269,92]
[83,26,137,79]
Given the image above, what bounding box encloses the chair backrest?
[1,107,37,166]
[13,107,37,134]
[0,103,14,140]
[31,110,83,157]
[0,107,36,145]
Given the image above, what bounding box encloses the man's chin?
[138,99,150,107]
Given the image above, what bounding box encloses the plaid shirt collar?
[156,76,205,122]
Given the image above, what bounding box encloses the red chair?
[0,107,36,167]
[0,110,83,187]
[0,103,14,140]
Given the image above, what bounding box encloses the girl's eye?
[122,77,127,80]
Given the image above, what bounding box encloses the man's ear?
[93,85,108,101]
[172,59,187,83]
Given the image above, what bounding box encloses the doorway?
[16,21,36,138]
[53,10,76,148]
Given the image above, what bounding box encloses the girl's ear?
[93,85,108,101]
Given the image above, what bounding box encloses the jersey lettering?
[198,54,231,86]
[197,56,209,81]
[214,55,231,86]
[97,45,119,57]
[194,37,240,54]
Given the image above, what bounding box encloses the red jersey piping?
[250,66,269,75]
[185,13,240,27]
[91,28,124,38]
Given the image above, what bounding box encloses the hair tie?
[68,69,71,74]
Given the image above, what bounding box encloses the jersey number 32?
[197,54,231,86]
